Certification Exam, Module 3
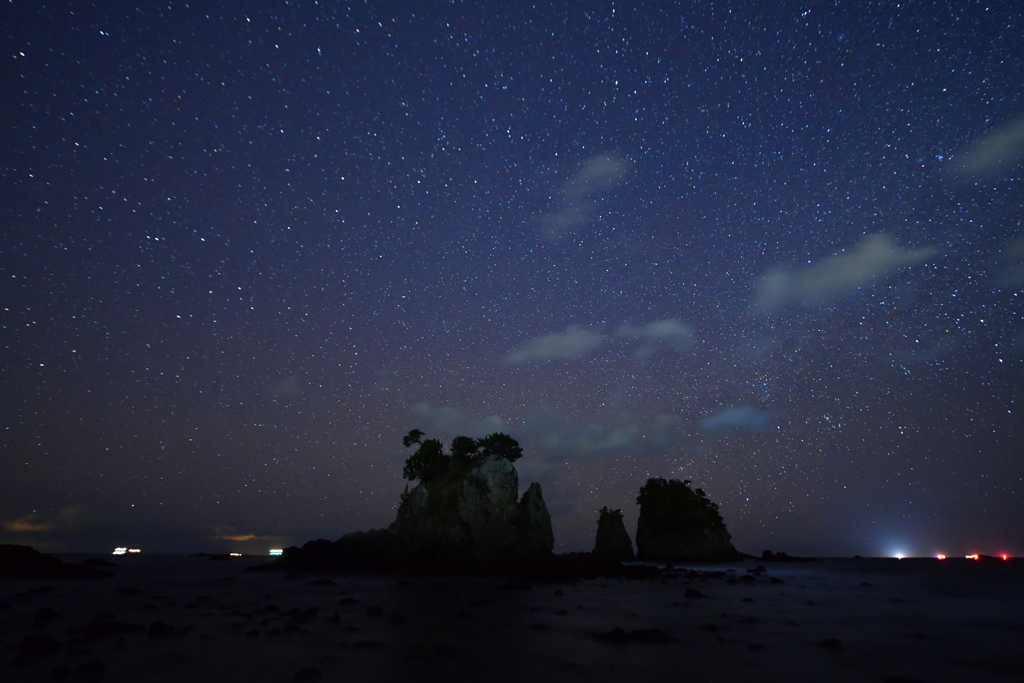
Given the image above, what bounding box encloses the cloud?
[752,233,938,313]
[3,516,53,533]
[698,407,771,432]
[524,409,687,463]
[408,404,687,464]
[503,325,605,364]
[2,506,85,533]
[410,402,507,439]
[947,113,1024,180]
[888,338,960,364]
[996,234,1024,288]
[617,319,695,359]
[560,154,631,203]
[538,153,631,242]
[268,375,303,400]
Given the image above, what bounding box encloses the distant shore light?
[966,554,979,560]
[229,552,242,557]
[112,547,127,555]
[1002,554,1009,560]
[269,549,283,556]
[937,554,946,560]
[128,548,141,554]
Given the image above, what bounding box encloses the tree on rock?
[391,428,552,566]
[401,433,449,482]
[635,478,739,561]
[476,432,523,462]
[400,430,524,482]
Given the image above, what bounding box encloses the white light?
[268,549,283,556]
[229,552,242,557]
[966,554,979,560]
[127,548,141,554]
[112,547,127,555]
[937,554,946,560]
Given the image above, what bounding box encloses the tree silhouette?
[400,430,524,481]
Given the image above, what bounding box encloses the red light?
[1002,554,1009,561]
[936,554,946,560]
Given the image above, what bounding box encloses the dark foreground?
[2,554,1022,682]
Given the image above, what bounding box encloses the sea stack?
[592,507,635,561]
[387,452,555,565]
[634,477,739,561]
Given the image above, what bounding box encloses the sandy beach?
[2,554,1022,682]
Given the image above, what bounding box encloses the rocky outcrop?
[387,454,554,565]
[592,507,635,561]
[0,545,113,579]
[634,478,739,562]
[269,454,554,574]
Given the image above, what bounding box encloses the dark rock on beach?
[594,627,676,644]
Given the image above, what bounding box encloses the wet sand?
[2,555,1022,682]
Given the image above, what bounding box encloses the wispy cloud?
[407,404,686,464]
[698,407,771,432]
[752,233,938,313]
[947,113,1024,180]
[2,506,85,533]
[996,234,1024,288]
[617,319,695,359]
[410,402,507,439]
[538,153,631,241]
[503,325,605,364]
[268,375,303,400]
[209,526,277,543]
[3,516,53,533]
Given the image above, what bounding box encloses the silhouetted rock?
[592,507,635,561]
[761,549,817,562]
[0,545,113,580]
[634,479,739,562]
[817,637,843,650]
[388,453,554,565]
[256,453,554,574]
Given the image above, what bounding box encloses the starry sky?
[2,1,1023,558]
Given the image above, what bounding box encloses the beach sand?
[2,554,1022,682]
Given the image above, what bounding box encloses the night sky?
[3,1,1023,558]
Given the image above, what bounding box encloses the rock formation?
[634,478,739,561]
[387,453,554,565]
[592,507,635,561]
[270,435,555,574]
[0,545,113,579]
